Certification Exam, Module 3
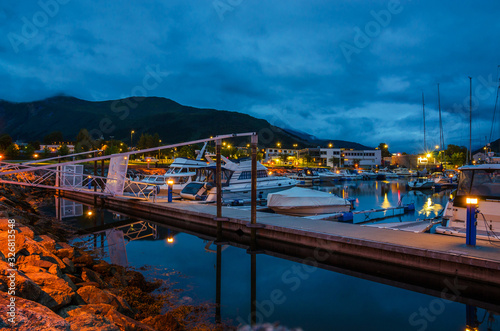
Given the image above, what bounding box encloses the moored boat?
[267,187,351,216]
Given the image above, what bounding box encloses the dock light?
[167,179,174,203]
[87,210,93,216]
[268,171,273,175]
[0,155,3,159]
[466,198,478,205]
[465,197,478,246]
[167,237,174,243]
[34,154,38,158]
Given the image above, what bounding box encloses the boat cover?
[267,187,349,209]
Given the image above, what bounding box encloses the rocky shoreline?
[0,184,225,330]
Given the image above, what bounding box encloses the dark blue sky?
[1,0,499,152]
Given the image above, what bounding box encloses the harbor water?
[49,178,500,331]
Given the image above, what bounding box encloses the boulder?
[0,261,42,301]
[55,242,75,259]
[0,291,70,330]
[72,253,95,267]
[38,234,56,251]
[82,267,108,288]
[26,272,75,310]
[18,264,46,274]
[62,257,75,273]
[49,264,63,277]
[141,313,182,331]
[18,226,35,240]
[77,285,133,316]
[65,313,119,331]
[66,304,154,331]
[0,230,28,256]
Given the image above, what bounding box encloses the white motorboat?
[141,157,209,194]
[378,168,399,179]
[393,168,416,177]
[436,164,500,241]
[358,170,378,180]
[337,169,362,180]
[407,177,435,190]
[180,156,297,202]
[315,168,343,182]
[267,187,351,216]
[287,168,320,186]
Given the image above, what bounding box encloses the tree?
[0,134,12,150]
[178,145,195,159]
[377,143,391,158]
[25,144,36,158]
[75,128,96,151]
[44,131,64,145]
[58,144,70,156]
[5,144,19,158]
[28,140,41,150]
[42,146,51,158]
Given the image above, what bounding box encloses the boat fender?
[404,203,415,212]
[156,185,161,194]
[339,212,353,223]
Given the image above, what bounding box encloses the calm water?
[52,179,500,331]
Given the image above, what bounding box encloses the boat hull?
[270,204,351,216]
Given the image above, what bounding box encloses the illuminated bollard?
[465,197,478,246]
[167,179,174,203]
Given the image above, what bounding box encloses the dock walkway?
[62,192,500,287]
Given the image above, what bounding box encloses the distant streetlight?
[277,142,281,147]
[435,145,439,149]
[131,130,135,146]
[384,144,388,148]
[34,154,38,158]
[328,143,333,148]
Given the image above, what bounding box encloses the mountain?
[0,96,372,149]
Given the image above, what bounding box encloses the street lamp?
[328,143,333,148]
[131,130,135,147]
[384,144,388,148]
[277,142,281,148]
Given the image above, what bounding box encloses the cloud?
[0,0,499,151]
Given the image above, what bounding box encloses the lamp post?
[465,197,478,246]
[167,179,174,203]
[130,130,135,147]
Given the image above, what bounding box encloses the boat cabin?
[454,165,500,207]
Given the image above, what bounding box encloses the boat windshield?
[457,169,500,198]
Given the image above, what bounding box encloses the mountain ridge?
[0,96,373,150]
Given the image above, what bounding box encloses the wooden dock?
[60,190,500,310]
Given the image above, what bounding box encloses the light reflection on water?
[52,179,500,331]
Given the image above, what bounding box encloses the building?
[391,154,419,168]
[298,148,381,167]
[264,148,299,164]
[38,144,75,153]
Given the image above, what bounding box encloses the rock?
[55,242,75,259]
[0,261,42,301]
[77,285,133,316]
[66,304,153,331]
[30,259,57,269]
[38,234,56,251]
[18,264,46,274]
[0,230,27,256]
[82,267,108,288]
[49,264,63,277]
[18,226,35,240]
[62,274,78,292]
[141,313,182,331]
[57,305,80,318]
[92,260,112,275]
[124,270,147,291]
[66,313,119,331]
[62,257,75,273]
[26,272,75,310]
[66,274,83,285]
[75,281,101,288]
[0,291,70,330]
[72,253,95,267]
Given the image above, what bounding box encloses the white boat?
[337,169,362,180]
[315,168,343,182]
[407,177,435,190]
[358,170,378,180]
[393,168,415,177]
[267,187,351,216]
[378,168,399,179]
[287,168,320,186]
[180,156,297,202]
[436,164,500,241]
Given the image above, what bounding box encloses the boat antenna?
[438,83,444,162]
[469,76,472,165]
[422,91,426,152]
[489,68,500,144]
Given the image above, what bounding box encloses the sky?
[1,0,500,152]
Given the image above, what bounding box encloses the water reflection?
[53,192,500,330]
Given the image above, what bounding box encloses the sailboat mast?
[469,76,472,164]
[438,83,443,162]
[422,92,426,152]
